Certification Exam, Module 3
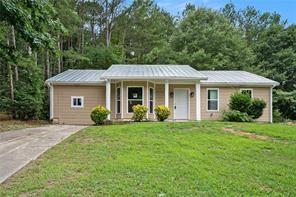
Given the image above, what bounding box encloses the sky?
[155,0,296,24]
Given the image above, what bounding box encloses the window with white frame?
[207,89,219,111]
[127,87,143,113]
[240,89,253,98]
[71,96,84,108]
[116,87,121,114]
[149,87,154,113]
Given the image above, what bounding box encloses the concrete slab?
[0,125,86,184]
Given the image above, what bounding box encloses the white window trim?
[206,88,219,112]
[71,96,84,108]
[149,87,155,114]
[115,87,121,114]
[240,88,253,98]
[126,86,144,113]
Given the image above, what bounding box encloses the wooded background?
[0,0,295,120]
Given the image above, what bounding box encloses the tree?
[171,7,254,70]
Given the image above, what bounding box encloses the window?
[71,96,84,108]
[116,87,121,113]
[149,88,154,113]
[240,89,253,98]
[127,87,143,113]
[207,89,219,111]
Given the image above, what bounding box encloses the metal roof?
[100,64,208,80]
[45,69,106,84]
[200,71,279,86]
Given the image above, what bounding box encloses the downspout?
[46,82,54,120]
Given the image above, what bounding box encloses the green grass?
[0,120,48,132]
[0,121,295,196]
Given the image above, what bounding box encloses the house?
[45,64,279,124]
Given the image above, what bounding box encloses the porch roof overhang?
[100,64,208,80]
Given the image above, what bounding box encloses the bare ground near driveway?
[0,125,86,184]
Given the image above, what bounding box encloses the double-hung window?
[127,87,143,113]
[116,87,121,113]
[149,88,154,114]
[71,96,84,108]
[207,89,219,111]
[240,88,253,98]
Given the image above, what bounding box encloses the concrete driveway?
[0,125,86,184]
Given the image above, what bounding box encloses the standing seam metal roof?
[100,64,208,79]
[45,69,106,84]
[200,71,279,86]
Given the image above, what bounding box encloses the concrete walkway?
[0,125,86,184]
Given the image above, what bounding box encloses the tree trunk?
[6,36,14,101]
[46,50,50,79]
[105,0,110,47]
[61,36,64,71]
[11,25,19,81]
[57,34,61,73]
[34,52,38,66]
[81,29,84,53]
[28,45,32,55]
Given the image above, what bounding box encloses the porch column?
[195,82,201,121]
[165,80,169,107]
[106,80,111,120]
[49,84,54,120]
[269,86,273,123]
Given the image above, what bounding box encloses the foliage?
[273,90,296,120]
[90,106,111,125]
[132,105,148,122]
[248,98,266,119]
[229,92,252,113]
[154,105,170,121]
[222,110,251,122]
[272,109,284,123]
[171,7,254,70]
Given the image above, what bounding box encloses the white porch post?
[270,86,273,123]
[195,82,201,121]
[106,80,111,120]
[165,80,169,107]
[49,84,54,120]
[121,80,123,119]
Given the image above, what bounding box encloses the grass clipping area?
[0,121,295,196]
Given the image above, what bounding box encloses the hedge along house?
[45,64,279,124]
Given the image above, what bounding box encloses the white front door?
[174,89,189,119]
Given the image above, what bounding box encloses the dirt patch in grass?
[223,127,290,144]
[0,120,49,132]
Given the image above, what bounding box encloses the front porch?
[105,80,201,121]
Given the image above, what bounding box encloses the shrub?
[132,105,148,122]
[273,109,284,123]
[273,90,296,120]
[90,106,111,125]
[222,110,251,122]
[229,92,252,113]
[154,105,170,121]
[248,98,266,119]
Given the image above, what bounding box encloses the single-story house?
[45,64,279,124]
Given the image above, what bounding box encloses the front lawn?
[0,121,295,196]
[0,120,49,132]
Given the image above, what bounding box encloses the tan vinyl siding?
[53,85,106,124]
[200,86,270,122]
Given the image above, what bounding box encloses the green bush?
[154,105,170,121]
[229,92,252,113]
[274,90,296,120]
[132,105,148,122]
[273,109,284,122]
[222,110,251,122]
[90,106,111,125]
[248,98,266,119]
